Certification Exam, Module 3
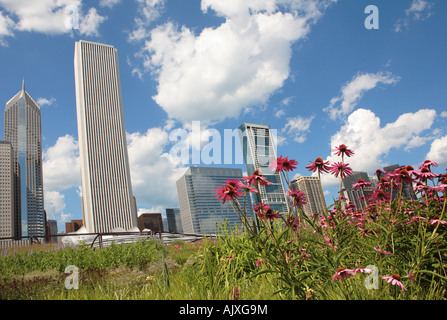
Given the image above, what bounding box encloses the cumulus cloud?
[282,115,314,143]
[138,0,336,125]
[394,0,434,32]
[128,0,166,42]
[426,135,447,165]
[0,11,14,45]
[324,72,400,120]
[320,108,437,186]
[43,134,81,192]
[0,0,107,41]
[99,0,121,8]
[37,97,56,107]
[127,126,186,209]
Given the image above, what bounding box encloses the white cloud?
[0,0,106,38]
[127,126,186,209]
[441,111,447,118]
[43,134,80,192]
[99,0,121,8]
[37,97,56,107]
[0,11,14,45]
[138,0,335,124]
[79,7,107,36]
[394,0,433,32]
[128,0,166,42]
[324,71,400,120]
[426,135,447,165]
[282,115,314,143]
[320,108,437,187]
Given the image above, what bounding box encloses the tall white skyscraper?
[4,82,45,238]
[74,40,137,233]
[239,123,289,214]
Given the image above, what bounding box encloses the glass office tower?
[4,82,45,238]
[239,123,289,214]
[176,167,250,235]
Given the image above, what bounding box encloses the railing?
[0,231,216,250]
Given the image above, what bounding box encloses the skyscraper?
[290,176,325,217]
[166,208,183,233]
[176,167,249,235]
[0,141,14,238]
[74,40,137,233]
[239,123,289,214]
[4,82,45,238]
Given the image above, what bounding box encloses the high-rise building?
[4,82,45,238]
[166,208,183,233]
[239,123,289,214]
[138,213,164,233]
[46,219,58,243]
[0,141,14,238]
[74,40,137,233]
[383,164,415,200]
[290,176,325,217]
[176,167,250,235]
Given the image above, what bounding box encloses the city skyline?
[0,1,446,231]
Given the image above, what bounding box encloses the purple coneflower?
[419,160,438,170]
[305,157,330,174]
[215,180,244,204]
[332,267,355,281]
[269,156,298,173]
[353,179,372,189]
[414,167,438,182]
[287,189,307,208]
[374,246,394,255]
[333,144,355,158]
[243,169,272,187]
[329,162,353,179]
[382,274,407,291]
[353,266,373,274]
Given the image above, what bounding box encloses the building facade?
[176,167,249,235]
[74,40,137,233]
[0,141,14,238]
[166,208,183,233]
[138,213,164,233]
[239,123,289,214]
[290,176,325,217]
[4,83,45,238]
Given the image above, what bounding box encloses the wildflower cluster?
[215,143,447,299]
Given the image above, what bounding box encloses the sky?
[0,0,446,232]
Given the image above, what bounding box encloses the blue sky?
[0,0,446,232]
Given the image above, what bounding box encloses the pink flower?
[243,169,272,187]
[287,188,307,208]
[174,244,182,249]
[353,179,372,189]
[419,160,438,170]
[329,162,353,179]
[215,179,244,204]
[241,181,258,194]
[374,247,394,255]
[254,202,280,221]
[269,156,298,173]
[413,167,438,181]
[305,157,330,174]
[255,259,267,267]
[409,270,415,282]
[382,274,407,291]
[389,169,414,185]
[429,215,447,226]
[333,144,355,158]
[332,267,355,281]
[353,266,373,274]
